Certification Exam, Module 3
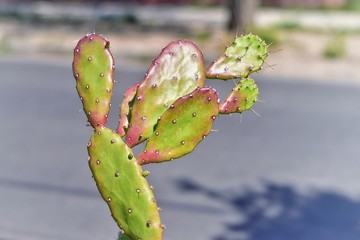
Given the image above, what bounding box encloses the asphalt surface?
[1,57,360,240]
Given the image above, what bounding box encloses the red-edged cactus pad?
[125,39,206,147]
[219,78,259,114]
[73,34,114,128]
[88,128,163,240]
[117,83,140,137]
[206,34,267,80]
[138,87,219,164]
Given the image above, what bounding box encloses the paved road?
[1,57,360,240]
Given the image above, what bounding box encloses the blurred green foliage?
[344,0,360,11]
[275,21,302,31]
[248,26,281,46]
[323,33,346,59]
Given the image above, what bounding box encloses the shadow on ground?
[175,178,360,240]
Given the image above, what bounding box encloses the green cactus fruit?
[72,33,115,128]
[117,83,140,137]
[125,39,206,147]
[138,87,219,165]
[219,78,259,114]
[88,127,163,240]
[206,33,268,80]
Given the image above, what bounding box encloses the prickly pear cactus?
[88,128,163,239]
[72,34,114,128]
[124,39,206,147]
[219,78,259,114]
[73,32,269,240]
[138,87,219,165]
[206,34,268,80]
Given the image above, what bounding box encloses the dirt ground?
[1,19,360,85]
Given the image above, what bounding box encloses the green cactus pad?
[73,33,114,128]
[117,83,140,137]
[88,127,163,240]
[206,34,268,80]
[118,234,131,240]
[138,87,219,165]
[219,78,259,114]
[125,39,206,147]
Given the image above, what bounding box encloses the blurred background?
[1,0,360,240]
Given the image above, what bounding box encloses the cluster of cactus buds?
[73,32,268,240]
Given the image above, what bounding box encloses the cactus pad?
[219,78,259,114]
[138,87,219,165]
[117,83,140,137]
[73,33,114,128]
[125,40,206,147]
[206,34,268,80]
[88,127,163,239]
